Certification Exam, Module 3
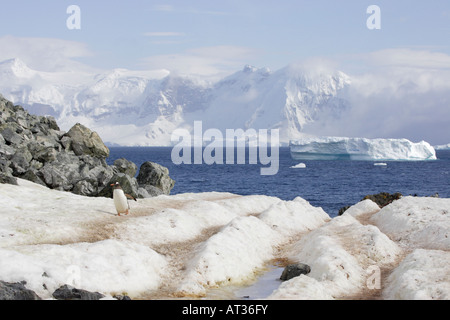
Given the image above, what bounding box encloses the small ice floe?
[291,163,306,169]
[374,162,387,166]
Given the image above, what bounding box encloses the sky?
[0,0,449,144]
[0,0,449,75]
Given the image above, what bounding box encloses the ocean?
[107,147,450,217]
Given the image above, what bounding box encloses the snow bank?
[176,197,330,296]
[342,199,380,219]
[176,216,279,296]
[370,196,450,250]
[0,178,330,299]
[290,136,437,160]
[0,240,167,298]
[1,179,449,300]
[267,201,402,299]
[383,249,450,300]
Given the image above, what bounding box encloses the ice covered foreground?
[290,136,437,161]
[0,179,449,300]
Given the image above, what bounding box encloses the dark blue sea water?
[107,147,450,217]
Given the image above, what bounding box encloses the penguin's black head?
[110,182,122,189]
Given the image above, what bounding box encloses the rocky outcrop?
[52,284,105,300]
[338,192,402,215]
[0,281,41,300]
[0,95,174,197]
[362,192,402,208]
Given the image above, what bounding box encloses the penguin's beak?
[110,184,115,186]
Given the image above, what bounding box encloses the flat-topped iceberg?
[290,136,437,161]
[435,143,450,150]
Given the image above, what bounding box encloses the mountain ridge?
[0,58,351,146]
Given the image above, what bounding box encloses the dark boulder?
[137,161,175,195]
[52,284,105,300]
[0,281,41,300]
[280,263,311,281]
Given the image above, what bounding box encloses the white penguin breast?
[113,189,129,213]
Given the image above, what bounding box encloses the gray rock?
[0,281,41,300]
[0,172,18,185]
[52,284,105,300]
[280,263,311,281]
[113,158,138,177]
[65,123,109,158]
[137,161,175,195]
[99,172,139,199]
[0,126,23,145]
[0,96,174,199]
[20,169,46,186]
[10,146,32,174]
[138,185,164,198]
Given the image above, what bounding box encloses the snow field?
[1,179,449,299]
[0,179,330,299]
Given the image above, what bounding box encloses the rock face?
[0,95,174,197]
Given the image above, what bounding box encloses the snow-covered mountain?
[0,58,351,146]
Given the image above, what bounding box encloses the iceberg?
[435,143,450,150]
[290,162,306,168]
[290,136,437,161]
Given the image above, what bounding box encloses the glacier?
[290,136,437,161]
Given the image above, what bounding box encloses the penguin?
[110,182,137,216]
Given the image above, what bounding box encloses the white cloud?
[140,45,260,79]
[367,48,450,70]
[0,35,94,72]
[305,49,450,144]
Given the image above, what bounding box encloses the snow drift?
[290,136,437,160]
[0,179,449,300]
